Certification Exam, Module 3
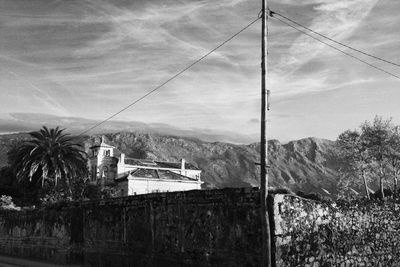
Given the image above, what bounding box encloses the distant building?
[88,138,119,187]
[88,136,203,195]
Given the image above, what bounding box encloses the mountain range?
[0,130,343,197]
[0,113,257,144]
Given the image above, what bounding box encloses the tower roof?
[89,135,115,149]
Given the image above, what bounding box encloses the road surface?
[0,255,82,267]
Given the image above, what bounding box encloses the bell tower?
[88,136,117,184]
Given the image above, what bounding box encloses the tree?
[13,126,88,194]
[336,130,372,199]
[335,116,400,200]
[0,166,18,197]
[386,126,400,196]
[361,116,393,198]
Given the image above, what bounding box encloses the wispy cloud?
[3,70,70,116]
[270,0,380,97]
[0,0,399,141]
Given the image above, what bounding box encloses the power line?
[78,17,260,136]
[270,10,400,68]
[270,14,400,80]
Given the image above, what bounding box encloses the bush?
[0,195,20,210]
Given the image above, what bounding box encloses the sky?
[0,0,399,142]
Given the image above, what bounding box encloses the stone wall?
[0,188,263,267]
[272,194,400,266]
[0,205,82,263]
[2,190,400,266]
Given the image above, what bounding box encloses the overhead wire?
[78,16,261,136]
[270,13,400,80]
[79,10,400,137]
[270,10,400,68]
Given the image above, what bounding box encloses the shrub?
[0,195,21,210]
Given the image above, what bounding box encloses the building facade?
[88,137,203,195]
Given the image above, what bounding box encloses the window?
[103,166,108,178]
[104,150,110,156]
[91,166,97,181]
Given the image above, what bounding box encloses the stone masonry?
[1,190,400,266]
[273,194,400,266]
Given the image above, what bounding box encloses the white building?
[88,137,203,195]
[88,138,119,187]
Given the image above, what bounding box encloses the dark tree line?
[335,116,400,199]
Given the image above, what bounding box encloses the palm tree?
[14,126,87,189]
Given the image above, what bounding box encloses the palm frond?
[14,126,88,188]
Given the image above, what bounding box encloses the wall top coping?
[0,188,262,214]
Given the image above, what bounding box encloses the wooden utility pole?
[260,0,271,266]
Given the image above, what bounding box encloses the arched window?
[103,166,108,178]
[91,166,97,181]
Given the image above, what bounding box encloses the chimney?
[181,158,185,174]
[120,153,125,164]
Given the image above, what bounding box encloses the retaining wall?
[0,188,263,267]
[2,189,400,266]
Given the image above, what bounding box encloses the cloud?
[0,0,399,141]
[270,0,380,97]
[291,0,377,62]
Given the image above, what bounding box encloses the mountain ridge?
[90,132,340,195]
[0,113,258,144]
[0,131,342,197]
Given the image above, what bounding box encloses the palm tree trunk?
[380,175,385,199]
[67,177,72,198]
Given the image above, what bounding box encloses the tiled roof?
[123,158,200,170]
[124,158,158,166]
[116,168,198,182]
[132,168,158,179]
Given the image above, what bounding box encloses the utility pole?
[260,0,271,266]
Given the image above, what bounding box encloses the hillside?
[0,131,341,196]
[89,132,340,196]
